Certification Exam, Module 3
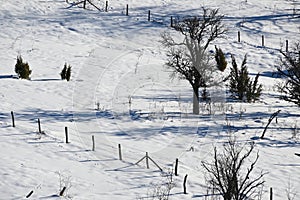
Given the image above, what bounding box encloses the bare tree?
[161,7,227,114]
[138,170,175,200]
[276,41,300,106]
[202,140,266,200]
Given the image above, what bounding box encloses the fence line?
[67,1,296,52]
[3,107,282,198]
[5,111,166,171]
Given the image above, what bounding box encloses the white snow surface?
[0,0,299,199]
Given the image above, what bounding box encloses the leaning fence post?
[118,144,122,160]
[261,110,281,139]
[60,186,66,196]
[92,135,95,151]
[175,158,179,176]
[38,118,41,133]
[183,174,188,194]
[26,190,34,198]
[238,31,241,42]
[11,111,15,127]
[126,4,128,16]
[65,127,69,143]
[148,10,151,21]
[105,1,108,12]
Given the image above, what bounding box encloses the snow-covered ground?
[0,0,299,199]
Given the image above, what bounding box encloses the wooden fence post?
[286,40,289,52]
[83,0,86,9]
[238,31,241,42]
[135,152,162,171]
[183,174,188,194]
[270,187,273,200]
[126,4,128,16]
[171,16,173,27]
[148,10,151,21]
[270,188,273,200]
[262,35,265,47]
[105,1,108,12]
[118,144,122,160]
[92,135,95,151]
[26,190,34,198]
[38,118,41,133]
[175,158,179,176]
[146,152,149,169]
[65,127,69,143]
[11,111,15,127]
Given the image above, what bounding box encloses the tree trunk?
[193,87,200,114]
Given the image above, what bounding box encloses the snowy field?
[0,0,299,199]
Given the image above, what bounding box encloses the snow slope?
[0,0,299,199]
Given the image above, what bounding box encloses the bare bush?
[202,139,266,200]
[138,170,175,200]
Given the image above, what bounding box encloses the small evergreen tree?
[66,65,71,81]
[15,55,32,80]
[229,54,262,102]
[60,63,67,80]
[245,72,262,103]
[215,46,227,72]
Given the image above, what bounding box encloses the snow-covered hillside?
[0,0,299,199]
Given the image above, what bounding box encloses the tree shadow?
[0,75,18,79]
[253,137,300,148]
[32,78,61,82]
[6,108,100,124]
[192,193,221,198]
